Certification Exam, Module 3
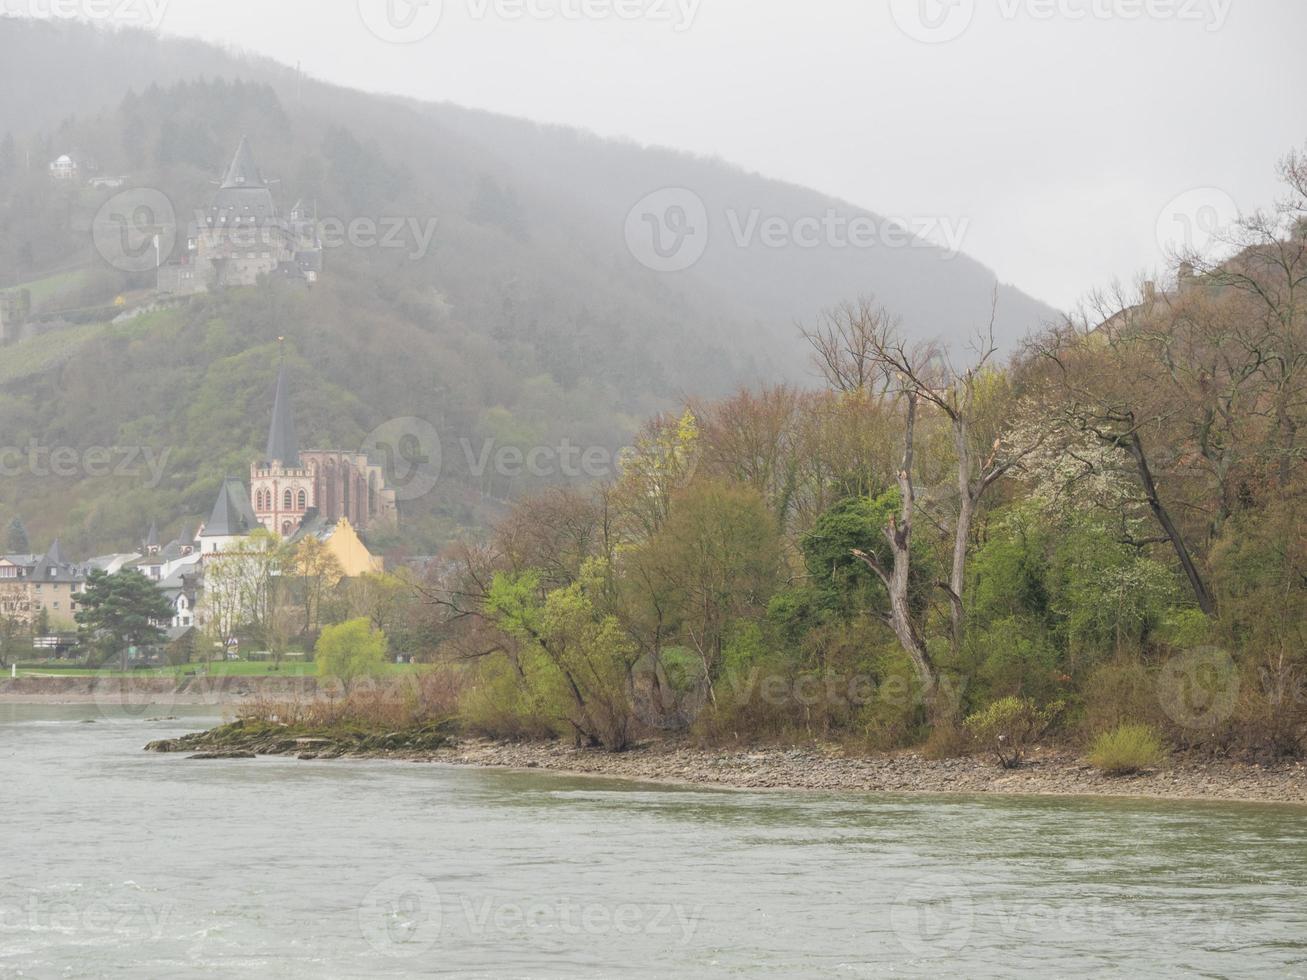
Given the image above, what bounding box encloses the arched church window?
[284,489,294,510]
[298,490,307,511]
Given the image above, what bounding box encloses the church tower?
[250,353,316,538]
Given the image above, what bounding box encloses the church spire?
[266,344,300,467]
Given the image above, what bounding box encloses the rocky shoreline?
[145,721,1307,805]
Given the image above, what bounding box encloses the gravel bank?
[424,739,1307,805]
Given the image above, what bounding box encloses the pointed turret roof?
[210,137,277,224]
[202,478,259,538]
[145,522,159,548]
[45,539,64,565]
[221,136,265,189]
[266,360,300,466]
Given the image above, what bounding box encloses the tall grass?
[234,669,462,733]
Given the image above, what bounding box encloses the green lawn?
[14,268,89,303]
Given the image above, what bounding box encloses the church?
[249,360,399,539]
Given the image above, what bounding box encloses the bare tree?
[803,296,1039,656]
[801,299,938,700]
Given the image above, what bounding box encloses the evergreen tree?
[74,570,174,670]
[5,517,30,554]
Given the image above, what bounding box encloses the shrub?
[460,653,557,742]
[962,616,1063,705]
[1080,657,1163,737]
[1089,723,1167,775]
[315,618,389,693]
[921,716,971,760]
[964,696,1062,768]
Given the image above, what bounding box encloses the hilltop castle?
[159,137,322,296]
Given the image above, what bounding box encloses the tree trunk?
[886,393,938,702]
[949,416,973,648]
[1124,432,1217,615]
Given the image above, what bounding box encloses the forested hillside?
[0,18,1056,556]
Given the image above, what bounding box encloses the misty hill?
[0,18,1058,556]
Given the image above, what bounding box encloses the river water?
[1,703,1304,978]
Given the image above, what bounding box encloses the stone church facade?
[250,361,398,538]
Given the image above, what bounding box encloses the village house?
[0,542,86,629]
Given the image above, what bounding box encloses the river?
[1,704,1304,977]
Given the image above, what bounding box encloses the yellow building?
[292,516,383,579]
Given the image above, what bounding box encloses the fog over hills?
[0,17,1057,554]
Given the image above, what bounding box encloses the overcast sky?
[130,1,1307,308]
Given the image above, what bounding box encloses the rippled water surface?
[2,704,1305,977]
